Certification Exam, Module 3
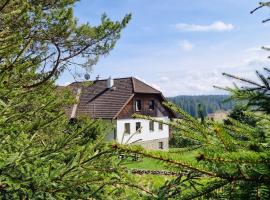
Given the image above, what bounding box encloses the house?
[64,77,175,150]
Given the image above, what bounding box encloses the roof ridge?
[67,77,134,86]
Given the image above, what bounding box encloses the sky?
[57,0,270,96]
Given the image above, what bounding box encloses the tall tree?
[0,0,131,88]
[222,68,270,114]
[0,1,142,199]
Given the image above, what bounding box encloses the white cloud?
[246,45,270,53]
[146,48,270,96]
[154,57,269,96]
[159,76,170,83]
[245,47,262,52]
[174,21,234,32]
[179,40,194,51]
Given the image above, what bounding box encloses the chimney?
[107,76,114,88]
[96,75,100,80]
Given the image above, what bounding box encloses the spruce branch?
[112,143,217,177]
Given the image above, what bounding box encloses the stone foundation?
[133,138,169,150]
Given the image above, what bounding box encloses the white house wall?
[116,117,169,145]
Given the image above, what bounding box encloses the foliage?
[169,128,198,148]
[222,68,270,114]
[168,95,234,118]
[0,0,131,88]
[0,0,141,199]
[225,105,258,127]
[116,103,270,199]
[225,106,267,143]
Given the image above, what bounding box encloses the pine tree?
[225,105,258,127]
[0,1,145,199]
[222,68,270,114]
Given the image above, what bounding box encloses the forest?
[167,95,234,117]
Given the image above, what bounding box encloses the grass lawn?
[124,149,199,171]
[124,157,167,170]
[123,150,212,196]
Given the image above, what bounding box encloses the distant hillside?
[167,95,234,117]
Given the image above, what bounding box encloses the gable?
[117,93,173,119]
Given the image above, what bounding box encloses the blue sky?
[58,0,270,96]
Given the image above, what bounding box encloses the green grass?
[124,150,199,171]
[122,149,201,190]
[135,174,173,188]
[124,157,167,170]
[123,150,212,196]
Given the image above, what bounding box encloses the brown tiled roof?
[65,77,162,119]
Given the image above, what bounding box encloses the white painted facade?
[115,117,170,144]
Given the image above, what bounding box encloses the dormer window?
[136,122,142,133]
[149,100,155,110]
[135,100,141,111]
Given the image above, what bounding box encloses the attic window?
[135,100,141,111]
[136,122,141,133]
[149,100,155,110]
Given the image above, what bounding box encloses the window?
[149,100,155,110]
[159,122,163,131]
[136,122,141,133]
[135,100,142,111]
[113,128,117,140]
[124,123,130,134]
[159,142,164,149]
[149,121,154,131]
